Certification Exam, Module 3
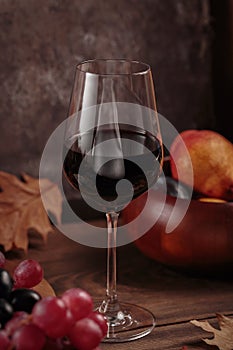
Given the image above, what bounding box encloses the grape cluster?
[0,251,107,350]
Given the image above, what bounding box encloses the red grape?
[63,308,76,333]
[12,323,46,350]
[0,330,10,350]
[5,311,29,336]
[0,254,106,349]
[32,296,70,338]
[89,311,108,337]
[69,318,102,350]
[62,288,93,321]
[0,252,5,268]
[13,259,43,288]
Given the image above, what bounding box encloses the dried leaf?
[0,171,62,251]
[191,314,233,350]
[32,278,56,297]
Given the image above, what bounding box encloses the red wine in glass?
[63,125,163,211]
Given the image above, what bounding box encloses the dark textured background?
[0,0,232,176]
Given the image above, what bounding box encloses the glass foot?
[96,301,156,342]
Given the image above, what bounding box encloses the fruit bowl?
[122,128,233,275]
[122,182,233,274]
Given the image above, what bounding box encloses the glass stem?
[106,211,119,303]
[99,211,123,321]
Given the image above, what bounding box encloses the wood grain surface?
[5,221,233,350]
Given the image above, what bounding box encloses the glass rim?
[76,58,151,76]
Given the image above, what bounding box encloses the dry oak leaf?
[0,171,62,252]
[191,314,233,350]
[32,278,56,297]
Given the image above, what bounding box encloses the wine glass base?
[95,301,156,343]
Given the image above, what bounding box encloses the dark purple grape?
[8,288,41,313]
[0,269,13,299]
[0,298,13,327]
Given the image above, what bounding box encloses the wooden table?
[6,221,233,350]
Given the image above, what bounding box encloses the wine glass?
[63,59,163,342]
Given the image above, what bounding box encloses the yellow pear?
[170,129,233,200]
